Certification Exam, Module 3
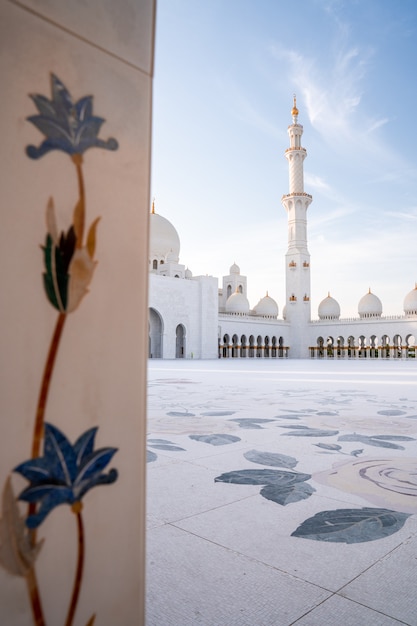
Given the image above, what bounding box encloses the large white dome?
[149,210,180,262]
[358,289,382,318]
[404,285,417,316]
[254,293,278,318]
[318,294,340,320]
[225,290,250,314]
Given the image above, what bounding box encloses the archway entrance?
[149,308,163,358]
[176,324,186,358]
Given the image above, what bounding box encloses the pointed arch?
[149,308,163,358]
[176,324,186,358]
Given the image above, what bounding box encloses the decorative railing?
[281,192,312,201]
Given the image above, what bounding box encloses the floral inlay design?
[15,423,118,529]
[26,74,118,159]
[148,381,417,545]
[313,457,417,515]
[0,74,119,626]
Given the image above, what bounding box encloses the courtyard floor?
[146,359,417,625]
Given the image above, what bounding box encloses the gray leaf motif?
[189,434,241,446]
[214,469,315,506]
[229,418,276,429]
[338,434,415,450]
[244,449,298,469]
[314,443,342,451]
[261,482,315,505]
[147,450,157,463]
[200,411,236,416]
[281,427,339,437]
[148,439,185,452]
[148,439,172,444]
[214,469,311,490]
[291,508,411,544]
[274,415,301,420]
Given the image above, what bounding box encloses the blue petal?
[44,423,77,484]
[75,96,93,121]
[92,137,119,152]
[50,74,74,118]
[27,115,74,143]
[73,427,98,466]
[25,487,74,528]
[77,116,105,140]
[30,94,56,117]
[26,138,75,158]
[18,483,72,503]
[14,457,52,483]
[74,447,118,486]
[76,468,118,500]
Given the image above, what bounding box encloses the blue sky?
[151,0,417,318]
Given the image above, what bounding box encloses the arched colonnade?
[310,334,416,359]
[219,334,289,358]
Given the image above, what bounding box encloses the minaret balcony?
[285,146,306,153]
[281,192,312,201]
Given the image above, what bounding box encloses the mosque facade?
[148,100,417,360]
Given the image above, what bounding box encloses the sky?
[151,0,417,318]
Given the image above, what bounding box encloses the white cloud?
[304,173,330,191]
[367,117,390,133]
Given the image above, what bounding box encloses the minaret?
[281,96,312,357]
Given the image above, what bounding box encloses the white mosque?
[149,99,417,360]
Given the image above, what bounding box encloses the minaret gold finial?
[291,94,299,117]
[151,198,155,214]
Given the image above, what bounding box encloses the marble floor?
[146,359,417,625]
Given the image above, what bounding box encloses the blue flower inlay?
[14,423,118,528]
[26,74,118,158]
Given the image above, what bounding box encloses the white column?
[0,3,154,624]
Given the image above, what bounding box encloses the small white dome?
[318,294,340,320]
[185,268,193,279]
[229,262,240,275]
[282,305,287,320]
[254,293,278,318]
[358,289,382,318]
[404,285,417,315]
[226,290,250,314]
[149,210,180,262]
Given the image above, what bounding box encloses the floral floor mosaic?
[146,360,417,625]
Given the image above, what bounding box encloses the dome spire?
[291,94,299,122]
[151,198,155,214]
